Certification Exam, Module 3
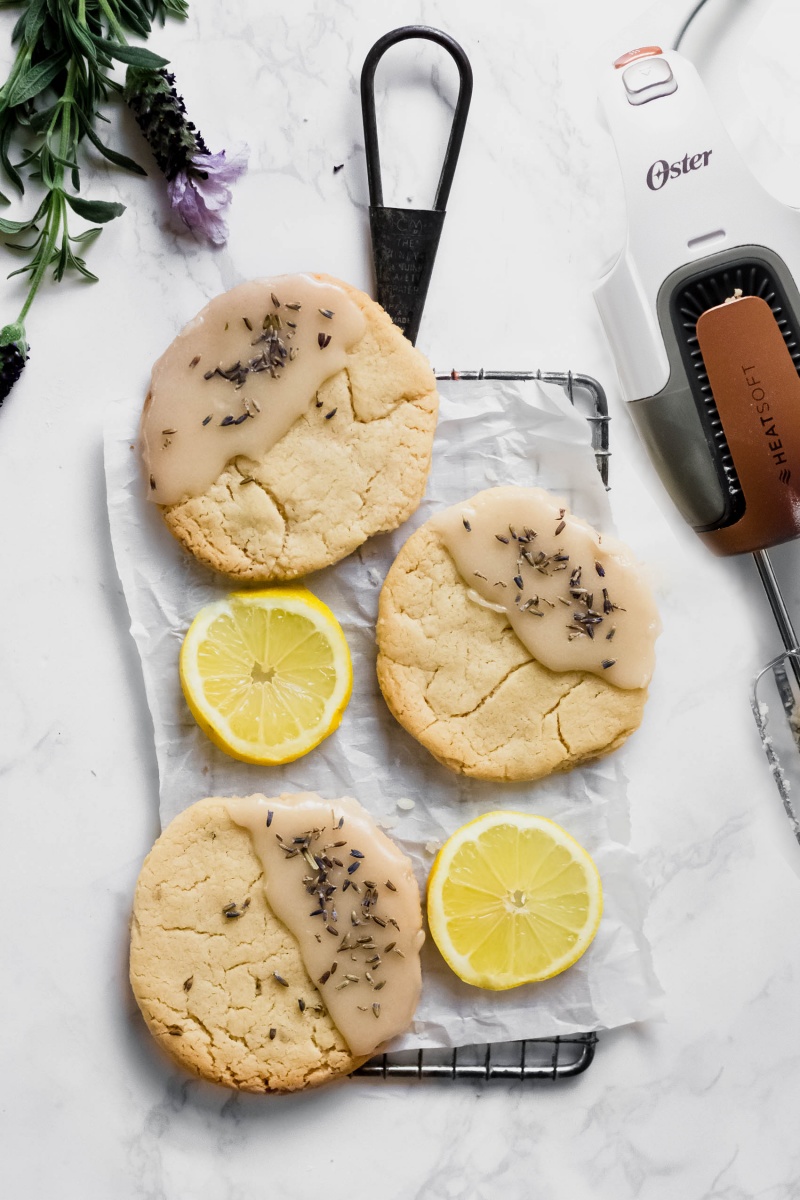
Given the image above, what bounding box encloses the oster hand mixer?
[594,46,800,839]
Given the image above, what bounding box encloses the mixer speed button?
[623,59,677,105]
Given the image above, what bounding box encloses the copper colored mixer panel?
[695,295,800,554]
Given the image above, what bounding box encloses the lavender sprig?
[125,67,248,245]
[0,0,187,407]
[0,1,246,408]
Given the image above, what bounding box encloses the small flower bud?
[0,323,27,404]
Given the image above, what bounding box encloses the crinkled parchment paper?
[104,379,662,1048]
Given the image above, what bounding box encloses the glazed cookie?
[141,274,438,580]
[130,793,424,1092]
[376,487,660,782]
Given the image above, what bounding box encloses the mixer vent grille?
[672,260,800,523]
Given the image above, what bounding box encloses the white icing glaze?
[226,793,424,1057]
[433,487,660,690]
[142,275,366,505]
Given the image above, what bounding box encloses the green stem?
[96,0,128,44]
[16,65,76,325]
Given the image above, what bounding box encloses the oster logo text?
[646,150,712,191]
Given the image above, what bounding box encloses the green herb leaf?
[64,194,126,223]
[160,1,189,19]
[0,117,22,195]
[5,54,68,107]
[80,117,147,175]
[65,18,99,64]
[3,240,44,256]
[0,215,33,234]
[101,42,169,69]
[23,0,49,45]
[69,226,102,245]
[65,245,98,281]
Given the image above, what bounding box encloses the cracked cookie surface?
[155,277,438,580]
[130,798,365,1092]
[376,520,649,782]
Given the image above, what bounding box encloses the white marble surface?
[4,0,800,1195]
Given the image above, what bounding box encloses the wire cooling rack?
[353,369,610,1083]
[434,370,610,487]
[356,1033,599,1081]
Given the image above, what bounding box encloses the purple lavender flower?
[167,146,249,245]
[125,68,247,245]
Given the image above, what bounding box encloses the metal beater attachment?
[751,551,800,845]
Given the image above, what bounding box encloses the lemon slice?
[179,588,352,765]
[427,812,602,989]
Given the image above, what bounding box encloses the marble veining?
[4,0,800,1197]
